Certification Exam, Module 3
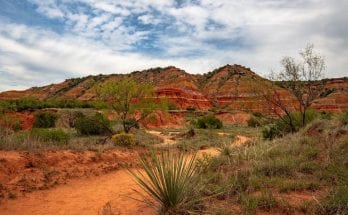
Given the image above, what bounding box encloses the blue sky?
[0,0,347,91]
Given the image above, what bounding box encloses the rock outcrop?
[0,65,347,114]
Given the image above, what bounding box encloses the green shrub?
[339,110,348,125]
[192,115,223,129]
[30,128,70,144]
[247,116,262,127]
[262,111,319,139]
[112,133,135,147]
[33,112,58,128]
[262,126,281,140]
[74,113,111,135]
[15,97,41,111]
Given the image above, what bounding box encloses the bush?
[262,126,281,140]
[247,116,262,127]
[33,112,58,128]
[262,111,319,139]
[192,115,223,129]
[30,128,70,144]
[339,110,348,125]
[74,113,111,135]
[112,133,135,147]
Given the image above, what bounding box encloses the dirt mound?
[142,111,185,129]
[0,148,144,200]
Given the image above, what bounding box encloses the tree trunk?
[302,109,306,127]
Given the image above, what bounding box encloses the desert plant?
[111,133,135,147]
[33,112,58,128]
[129,151,203,214]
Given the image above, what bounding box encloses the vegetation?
[262,110,318,139]
[251,44,325,133]
[339,109,348,124]
[96,78,166,133]
[33,112,58,128]
[191,115,223,129]
[129,151,203,214]
[111,133,135,147]
[194,117,348,214]
[0,98,101,111]
[30,128,70,145]
[74,113,111,135]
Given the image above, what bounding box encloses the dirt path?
[146,130,177,146]
[0,131,251,215]
[0,170,154,215]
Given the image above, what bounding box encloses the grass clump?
[129,151,203,214]
[30,128,70,145]
[319,185,348,215]
[111,133,135,147]
[254,158,297,177]
[239,192,278,213]
[279,181,320,193]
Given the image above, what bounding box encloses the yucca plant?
[129,151,203,214]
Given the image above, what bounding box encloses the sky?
[0,0,347,92]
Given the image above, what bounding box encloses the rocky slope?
[0,65,347,113]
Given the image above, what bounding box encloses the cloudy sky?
[0,0,347,92]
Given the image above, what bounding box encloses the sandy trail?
[146,130,177,146]
[0,131,251,215]
[0,170,154,215]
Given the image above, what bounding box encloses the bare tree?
[249,44,325,132]
[278,44,325,126]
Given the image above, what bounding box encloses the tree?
[96,78,165,133]
[250,44,325,132]
[278,44,325,127]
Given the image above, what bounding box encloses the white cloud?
[0,0,347,92]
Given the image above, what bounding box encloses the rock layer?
[1,65,347,113]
